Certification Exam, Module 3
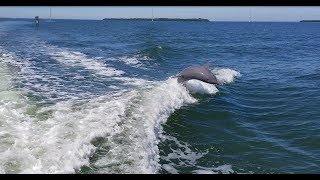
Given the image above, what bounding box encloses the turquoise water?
[0,19,319,174]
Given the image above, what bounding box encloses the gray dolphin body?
[177,65,219,85]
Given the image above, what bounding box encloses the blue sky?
[0,6,319,21]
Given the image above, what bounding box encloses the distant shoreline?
[300,20,320,22]
[0,17,309,23]
[102,18,210,22]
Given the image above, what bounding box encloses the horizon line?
[0,17,304,22]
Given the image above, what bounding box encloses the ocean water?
[0,18,319,174]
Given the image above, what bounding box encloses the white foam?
[117,55,150,69]
[92,78,197,173]
[0,77,197,174]
[185,80,219,94]
[46,46,152,88]
[113,77,154,87]
[162,164,179,174]
[192,165,235,174]
[0,52,35,173]
[118,56,141,66]
[0,62,12,91]
[1,45,155,102]
[212,68,241,85]
[0,92,133,173]
[159,135,209,174]
[48,48,125,77]
[0,52,23,103]
[0,49,74,101]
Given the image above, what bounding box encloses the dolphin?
[177,65,219,85]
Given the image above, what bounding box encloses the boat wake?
[0,42,241,173]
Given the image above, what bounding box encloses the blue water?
[0,18,319,174]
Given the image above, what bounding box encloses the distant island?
[300,20,320,22]
[103,18,210,22]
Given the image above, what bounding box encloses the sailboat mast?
[249,8,252,22]
[152,8,154,21]
[50,8,52,21]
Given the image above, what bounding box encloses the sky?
[0,6,320,22]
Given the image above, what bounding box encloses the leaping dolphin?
[177,65,219,85]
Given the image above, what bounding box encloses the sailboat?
[249,8,252,22]
[47,8,54,22]
[152,8,154,21]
